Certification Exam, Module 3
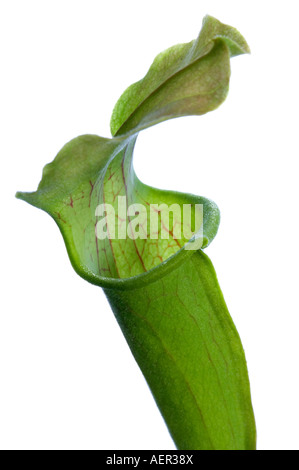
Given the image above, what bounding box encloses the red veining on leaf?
[89,180,94,208]
[55,212,67,224]
[102,188,121,278]
[94,222,102,274]
[133,187,183,248]
[121,153,147,273]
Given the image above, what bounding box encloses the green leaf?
[16,15,255,450]
[110,15,250,137]
[105,250,256,450]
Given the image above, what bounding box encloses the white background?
[1,0,299,450]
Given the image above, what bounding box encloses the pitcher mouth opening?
[77,235,208,292]
[54,200,207,291]
[94,196,204,273]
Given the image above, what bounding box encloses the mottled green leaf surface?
[111,15,250,136]
[17,16,256,450]
[106,251,255,450]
